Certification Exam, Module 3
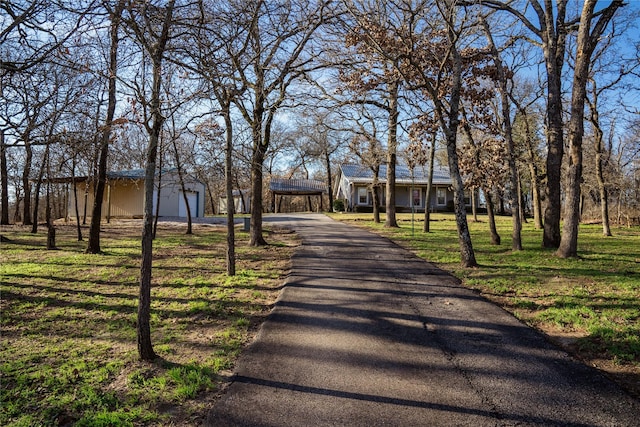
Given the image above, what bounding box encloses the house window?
[358,187,368,205]
[464,191,471,206]
[437,188,446,206]
[412,188,421,207]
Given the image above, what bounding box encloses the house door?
[178,191,198,217]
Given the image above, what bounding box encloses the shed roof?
[270,178,327,195]
[44,168,204,185]
[340,163,452,185]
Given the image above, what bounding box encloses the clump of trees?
[2,0,639,358]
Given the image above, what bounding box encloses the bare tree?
[229,0,330,245]
[388,0,480,267]
[122,0,176,361]
[0,129,8,225]
[470,0,626,252]
[558,0,623,258]
[510,82,545,230]
[480,14,522,250]
[86,1,124,254]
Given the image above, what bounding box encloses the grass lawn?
[1,220,298,426]
[328,212,640,398]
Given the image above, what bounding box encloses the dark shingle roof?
[340,163,452,185]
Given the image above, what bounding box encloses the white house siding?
[178,191,199,217]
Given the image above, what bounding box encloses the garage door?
[178,191,198,217]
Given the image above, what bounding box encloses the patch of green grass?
[329,212,640,381]
[0,221,296,426]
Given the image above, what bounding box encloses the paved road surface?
[206,213,639,426]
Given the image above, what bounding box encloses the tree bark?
[444,23,477,268]
[249,131,268,246]
[1,130,9,225]
[72,170,82,241]
[589,83,612,237]
[485,189,501,245]
[423,135,436,233]
[385,79,399,228]
[170,132,193,235]
[86,1,122,254]
[372,180,380,223]
[481,18,521,250]
[22,140,33,226]
[325,149,333,211]
[223,102,236,276]
[558,0,623,257]
[137,0,175,361]
[31,140,51,234]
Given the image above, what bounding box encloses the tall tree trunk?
[224,104,236,276]
[558,0,622,257]
[171,135,193,235]
[1,130,9,225]
[372,182,380,223]
[86,2,122,254]
[31,141,51,233]
[22,140,33,226]
[589,83,612,237]
[249,137,267,246]
[138,0,175,361]
[539,0,568,249]
[529,161,543,229]
[385,80,399,228]
[518,173,528,224]
[72,162,82,241]
[423,135,436,233]
[485,189,501,245]
[325,150,333,211]
[152,157,163,239]
[45,148,56,249]
[596,145,611,237]
[481,17,522,250]
[471,190,478,222]
[440,22,477,268]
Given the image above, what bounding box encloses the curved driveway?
[206,213,639,426]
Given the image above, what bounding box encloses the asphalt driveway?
[206,213,639,426]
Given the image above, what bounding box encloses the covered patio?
[269,178,327,213]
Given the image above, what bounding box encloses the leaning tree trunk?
[442,33,477,268]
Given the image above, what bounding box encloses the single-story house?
[335,163,475,212]
[67,168,205,219]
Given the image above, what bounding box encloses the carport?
[269,178,327,213]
